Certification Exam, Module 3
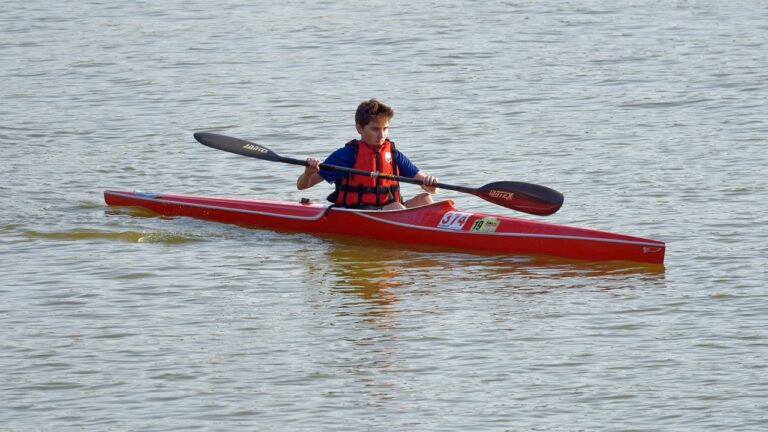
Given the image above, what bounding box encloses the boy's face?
[356,116,389,146]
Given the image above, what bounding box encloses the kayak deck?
[103,190,665,265]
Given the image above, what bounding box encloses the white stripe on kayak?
[107,191,329,221]
[354,211,665,248]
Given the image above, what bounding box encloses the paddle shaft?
[280,155,472,194]
[193,132,564,215]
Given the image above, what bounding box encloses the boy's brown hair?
[355,99,394,127]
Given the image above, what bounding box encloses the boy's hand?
[421,174,439,194]
[305,158,321,174]
[297,158,322,190]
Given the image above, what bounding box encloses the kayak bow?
[104,190,665,264]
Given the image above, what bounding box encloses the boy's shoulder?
[325,144,356,166]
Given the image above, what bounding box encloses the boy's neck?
[359,139,384,147]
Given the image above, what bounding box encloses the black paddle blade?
[193,132,284,163]
[475,181,564,216]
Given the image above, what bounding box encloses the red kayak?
[104,190,665,264]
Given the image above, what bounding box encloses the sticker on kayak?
[470,217,500,233]
[438,212,472,230]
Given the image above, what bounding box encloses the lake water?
[2,1,767,430]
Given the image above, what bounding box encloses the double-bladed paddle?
[193,132,564,216]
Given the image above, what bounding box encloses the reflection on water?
[320,242,405,330]
[312,235,667,318]
[295,236,668,414]
[104,205,162,219]
[23,229,202,244]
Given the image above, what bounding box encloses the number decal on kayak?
[470,217,500,233]
[438,212,472,230]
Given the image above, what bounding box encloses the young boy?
[297,99,438,210]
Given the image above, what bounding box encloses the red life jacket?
[332,139,402,208]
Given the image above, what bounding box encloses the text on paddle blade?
[488,190,515,200]
[243,144,268,154]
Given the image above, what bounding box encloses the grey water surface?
[2,1,767,431]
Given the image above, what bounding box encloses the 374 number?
[438,212,472,230]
